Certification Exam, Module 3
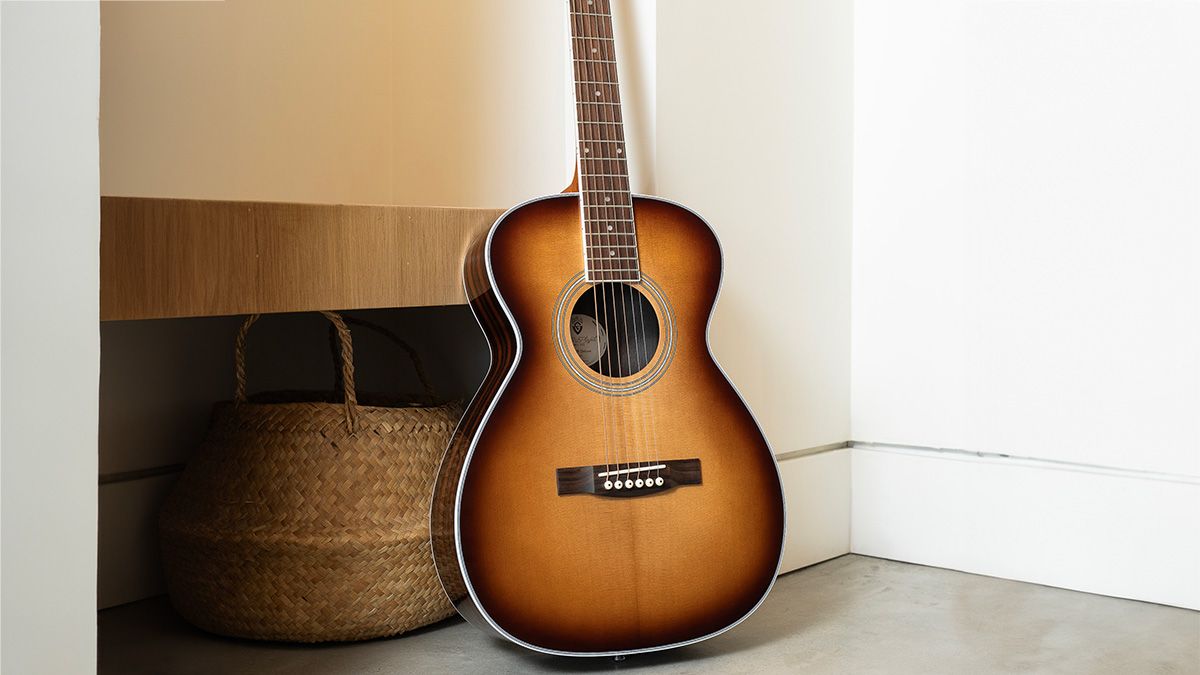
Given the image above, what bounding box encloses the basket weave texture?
[159,312,460,642]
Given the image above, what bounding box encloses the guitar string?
[586,0,636,490]
[599,1,657,489]
[590,0,650,489]
[603,0,653,489]
[575,1,622,491]
[636,286,662,484]
[570,2,612,489]
[592,4,650,489]
[584,2,631,490]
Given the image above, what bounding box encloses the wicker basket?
[159,311,460,642]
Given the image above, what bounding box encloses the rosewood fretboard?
[569,0,638,283]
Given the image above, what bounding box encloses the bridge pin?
[624,479,634,489]
[603,480,613,490]
[635,478,644,488]
[613,480,622,489]
[655,476,664,486]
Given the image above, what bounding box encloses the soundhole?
[569,282,660,378]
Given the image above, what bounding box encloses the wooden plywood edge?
[100,196,506,321]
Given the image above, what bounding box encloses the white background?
[853,0,1199,476]
[850,0,1198,609]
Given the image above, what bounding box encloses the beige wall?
[100,0,656,205]
[657,0,854,453]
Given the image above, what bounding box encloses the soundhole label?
[569,313,607,366]
[553,273,677,396]
[570,283,660,377]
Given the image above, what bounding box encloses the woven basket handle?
[234,311,359,432]
[329,316,438,401]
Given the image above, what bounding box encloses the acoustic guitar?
[432,0,785,657]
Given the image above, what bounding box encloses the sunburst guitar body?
[430,0,785,657]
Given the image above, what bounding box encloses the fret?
[573,63,617,74]
[587,276,642,283]
[575,81,619,86]
[573,36,615,41]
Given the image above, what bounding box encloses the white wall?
[657,0,854,454]
[657,0,855,571]
[851,0,1200,609]
[1,2,101,672]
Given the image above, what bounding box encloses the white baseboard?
[778,448,851,573]
[851,444,1200,610]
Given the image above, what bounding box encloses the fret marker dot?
[605,197,612,203]
[592,48,598,54]
[607,225,614,231]
[595,91,601,97]
[616,148,623,154]
[584,147,590,153]
[609,250,615,256]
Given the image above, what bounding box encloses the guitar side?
[432,193,786,656]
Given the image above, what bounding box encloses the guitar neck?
[568,0,638,283]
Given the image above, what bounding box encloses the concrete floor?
[99,555,1199,674]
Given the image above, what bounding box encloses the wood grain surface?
[100,196,505,320]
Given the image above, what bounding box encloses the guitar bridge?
[555,458,701,498]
